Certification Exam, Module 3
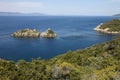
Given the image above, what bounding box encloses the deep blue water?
[0,16,119,61]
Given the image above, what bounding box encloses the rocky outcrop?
[41,28,57,38]
[11,28,40,38]
[94,23,120,34]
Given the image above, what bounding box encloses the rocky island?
[41,28,57,38]
[94,19,120,34]
[11,28,40,38]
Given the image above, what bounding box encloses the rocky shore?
[11,28,40,38]
[41,28,57,38]
[11,28,57,38]
[94,23,120,34]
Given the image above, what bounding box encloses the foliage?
[0,37,120,80]
[100,19,120,32]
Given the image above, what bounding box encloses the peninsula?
[94,19,120,34]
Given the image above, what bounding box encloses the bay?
[0,16,119,61]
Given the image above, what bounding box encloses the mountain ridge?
[113,14,120,16]
[0,12,47,16]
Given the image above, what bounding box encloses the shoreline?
[94,23,120,34]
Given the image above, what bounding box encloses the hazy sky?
[0,0,120,16]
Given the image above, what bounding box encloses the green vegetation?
[0,37,120,80]
[47,29,54,34]
[100,19,120,32]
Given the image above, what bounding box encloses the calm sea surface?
[0,16,119,61]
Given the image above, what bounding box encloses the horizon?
[0,0,120,16]
[0,11,117,16]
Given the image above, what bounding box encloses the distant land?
[0,12,47,16]
[113,14,120,16]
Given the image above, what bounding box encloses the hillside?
[100,19,120,32]
[0,36,120,80]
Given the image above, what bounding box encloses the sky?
[0,0,120,16]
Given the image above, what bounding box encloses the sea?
[0,16,119,61]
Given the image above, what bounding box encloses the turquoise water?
[0,16,119,61]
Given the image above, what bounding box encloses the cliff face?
[41,28,57,38]
[11,28,40,38]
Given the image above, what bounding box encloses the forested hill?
[0,36,120,80]
[100,19,120,32]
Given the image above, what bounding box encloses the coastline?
[94,23,120,34]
